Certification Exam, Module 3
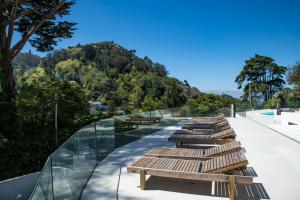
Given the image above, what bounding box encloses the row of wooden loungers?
[127,116,254,200]
[181,116,230,131]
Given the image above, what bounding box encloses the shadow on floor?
[145,176,270,200]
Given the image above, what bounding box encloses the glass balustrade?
[29,105,234,199]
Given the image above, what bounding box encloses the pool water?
[261,111,274,116]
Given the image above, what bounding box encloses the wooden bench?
[191,115,225,123]
[145,141,242,160]
[169,129,236,146]
[182,119,229,131]
[127,151,253,200]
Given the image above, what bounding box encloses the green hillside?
[39,41,200,111]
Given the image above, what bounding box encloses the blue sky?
[20,0,300,93]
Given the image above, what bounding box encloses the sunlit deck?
[81,117,300,200]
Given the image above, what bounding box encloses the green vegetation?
[41,42,200,111]
[236,55,300,109]
[265,62,300,109]
[287,62,300,98]
[186,93,237,115]
[0,1,78,179]
[235,54,287,104]
[0,66,91,180]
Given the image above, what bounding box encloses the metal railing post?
[230,104,235,118]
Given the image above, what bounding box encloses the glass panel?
[51,136,78,199]
[114,112,150,148]
[30,158,53,200]
[95,119,115,160]
[51,123,97,200]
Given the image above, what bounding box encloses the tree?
[56,59,80,80]
[184,80,190,87]
[287,62,300,106]
[0,0,76,100]
[288,62,300,91]
[235,54,287,104]
[153,63,168,76]
[186,93,237,115]
[142,96,163,111]
[263,87,300,109]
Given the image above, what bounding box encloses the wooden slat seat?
[129,150,248,174]
[201,151,248,173]
[182,123,213,130]
[214,120,229,128]
[182,118,229,131]
[174,127,234,137]
[174,124,232,135]
[210,128,236,139]
[191,115,225,123]
[146,147,205,159]
[205,141,241,156]
[174,129,213,135]
[188,117,228,124]
[145,141,242,159]
[169,128,236,146]
[215,124,231,132]
[127,150,253,200]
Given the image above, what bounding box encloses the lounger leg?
[140,170,146,190]
[229,176,236,200]
[211,181,215,195]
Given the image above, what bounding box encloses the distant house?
[115,107,126,115]
[88,101,108,114]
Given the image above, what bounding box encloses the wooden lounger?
[145,141,242,160]
[214,119,229,128]
[194,123,231,133]
[127,151,253,200]
[182,119,229,130]
[215,124,231,131]
[174,126,232,135]
[182,122,214,130]
[191,115,225,123]
[127,116,161,125]
[174,129,213,135]
[169,128,236,146]
[210,128,236,139]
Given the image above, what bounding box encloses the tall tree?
[287,61,300,98]
[0,0,76,100]
[288,62,300,88]
[235,54,287,103]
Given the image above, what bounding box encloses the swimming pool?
[261,111,274,116]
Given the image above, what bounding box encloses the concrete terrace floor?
[81,117,300,200]
[244,111,300,143]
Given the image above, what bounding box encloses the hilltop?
[16,41,201,111]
